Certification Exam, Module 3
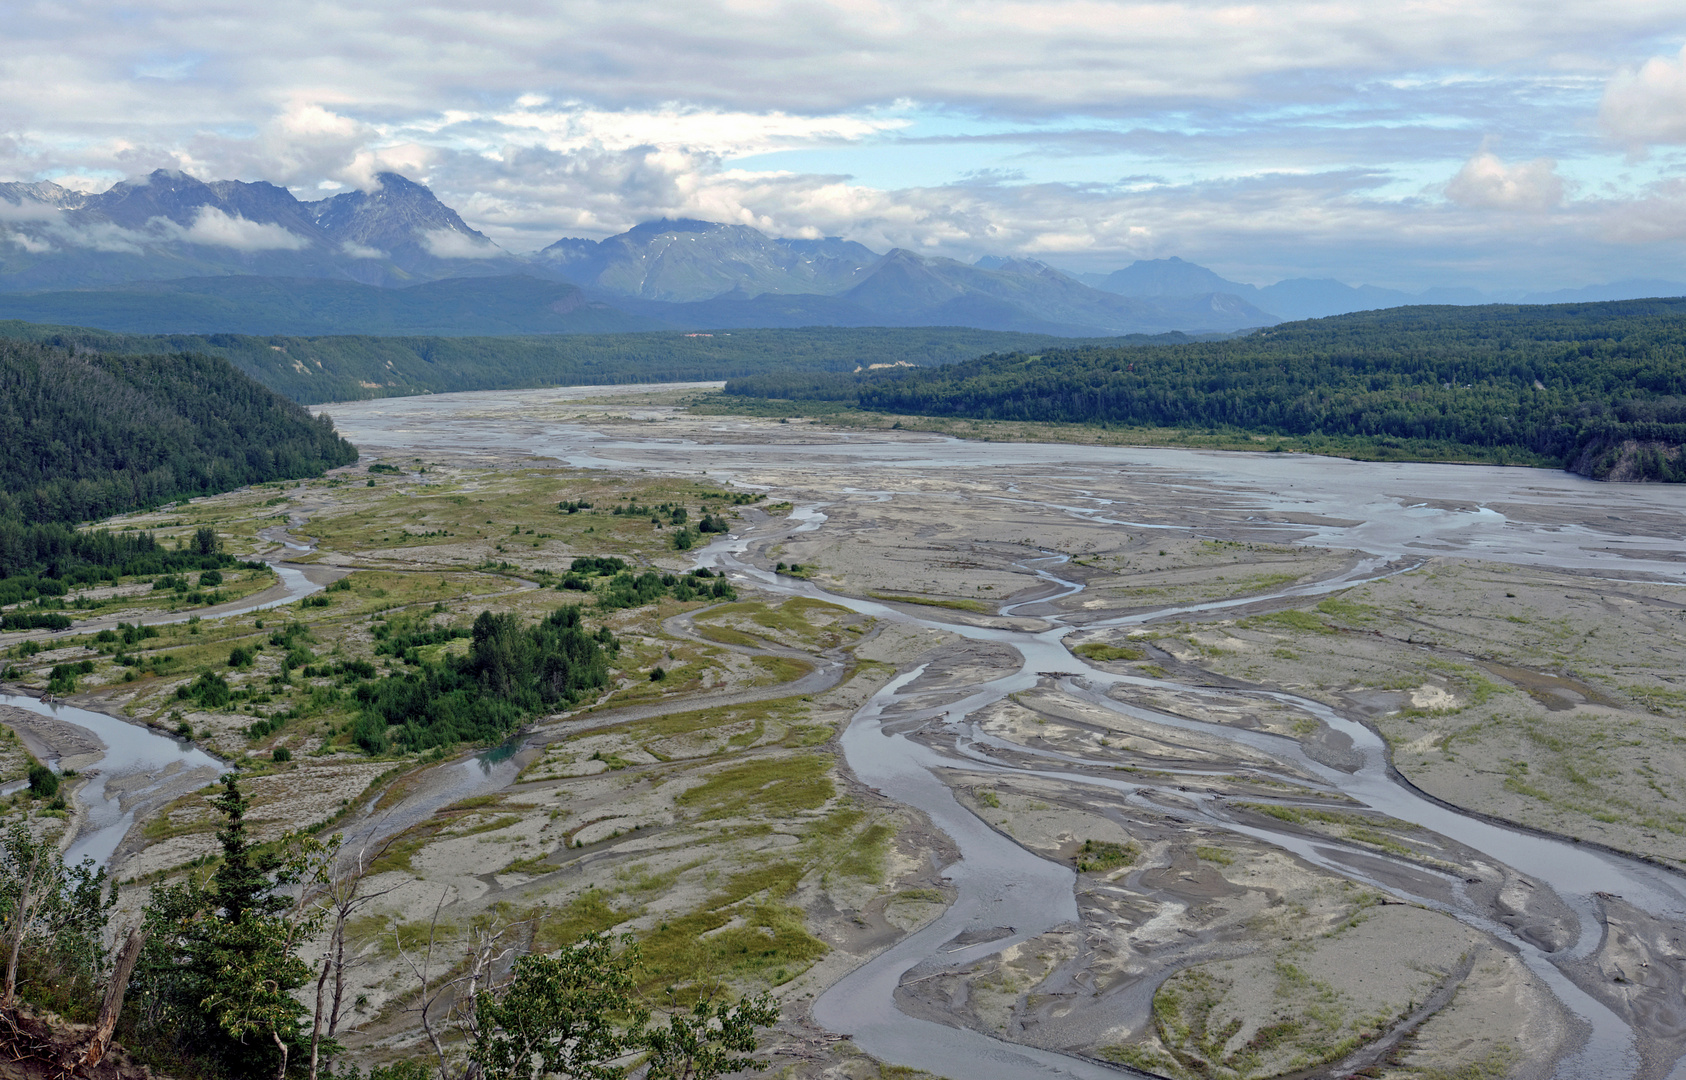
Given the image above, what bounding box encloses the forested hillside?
[0,340,358,523]
[726,299,1686,480]
[0,321,1212,404]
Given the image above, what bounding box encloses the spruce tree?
[209,774,286,922]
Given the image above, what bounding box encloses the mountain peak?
[1081,257,1255,300]
[308,173,501,266]
[625,217,720,235]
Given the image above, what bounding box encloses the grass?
[691,624,762,648]
[1148,955,1399,1080]
[501,853,558,875]
[692,597,862,649]
[673,753,834,820]
[368,796,517,874]
[530,890,639,952]
[1072,642,1145,662]
[1239,803,1424,860]
[594,695,809,742]
[1242,609,1336,635]
[1412,1046,1521,1080]
[779,724,833,748]
[750,654,813,683]
[866,590,991,613]
[1315,595,1380,623]
[1195,845,1235,866]
[893,888,945,904]
[1625,683,1686,717]
[1217,571,1304,597]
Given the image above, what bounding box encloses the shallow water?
[0,693,223,867]
[757,553,1667,1078]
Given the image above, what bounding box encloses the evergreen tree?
[209,774,287,923]
[133,774,328,1078]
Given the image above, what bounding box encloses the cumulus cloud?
[419,227,501,259]
[1444,148,1564,211]
[340,240,386,258]
[157,206,310,250]
[1602,44,1686,147]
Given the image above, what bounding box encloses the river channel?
[311,386,1686,1080]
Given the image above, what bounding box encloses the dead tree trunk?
[309,923,334,1080]
[73,925,148,1070]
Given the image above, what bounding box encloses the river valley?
[7,383,1686,1080]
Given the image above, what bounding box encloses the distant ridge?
[0,275,650,337]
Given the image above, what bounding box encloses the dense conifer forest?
[0,321,1211,404]
[725,299,1686,480]
[0,340,358,530]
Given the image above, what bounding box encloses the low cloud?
[419,227,501,258]
[0,199,309,253]
[156,206,310,251]
[6,232,53,253]
[1444,148,1564,211]
[340,240,386,259]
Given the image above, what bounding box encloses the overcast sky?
[6,0,1686,290]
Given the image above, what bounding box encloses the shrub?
[26,764,58,799]
[177,671,232,709]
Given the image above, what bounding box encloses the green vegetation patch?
[866,591,990,613]
[352,604,616,754]
[1242,609,1337,635]
[692,597,862,649]
[0,340,355,527]
[1073,642,1146,662]
[723,298,1686,478]
[674,754,834,820]
[1075,838,1139,873]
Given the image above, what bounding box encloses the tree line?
[724,298,1686,480]
[0,523,256,600]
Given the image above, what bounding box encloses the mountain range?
[1071,256,1686,320]
[2,169,1681,336]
